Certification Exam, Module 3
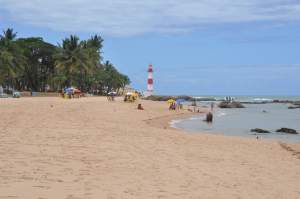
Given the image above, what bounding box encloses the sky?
[1,0,300,96]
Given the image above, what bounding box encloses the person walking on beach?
[210,102,214,112]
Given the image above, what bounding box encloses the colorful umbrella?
[167,99,175,104]
[176,99,186,104]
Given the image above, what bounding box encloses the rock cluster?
[288,105,300,109]
[143,95,193,101]
[251,128,299,135]
[251,128,270,134]
[218,101,245,108]
[276,128,298,134]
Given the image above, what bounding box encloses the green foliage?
[0,28,26,89]
[0,28,130,94]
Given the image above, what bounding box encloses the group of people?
[168,98,185,111]
[123,91,139,102]
[61,87,83,99]
[107,91,117,101]
[168,101,183,110]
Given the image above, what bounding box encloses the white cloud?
[1,0,300,36]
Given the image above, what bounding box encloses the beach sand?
[0,97,299,199]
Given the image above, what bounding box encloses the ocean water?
[173,96,300,142]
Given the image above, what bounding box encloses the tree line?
[0,28,130,94]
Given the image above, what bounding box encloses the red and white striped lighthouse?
[147,64,154,93]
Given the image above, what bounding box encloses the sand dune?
[0,97,299,199]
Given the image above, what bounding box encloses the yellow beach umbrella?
[132,92,138,98]
[167,99,175,104]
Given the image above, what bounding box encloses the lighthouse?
[144,64,154,97]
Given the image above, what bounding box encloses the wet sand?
[0,97,299,199]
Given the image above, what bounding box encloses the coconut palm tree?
[0,29,130,94]
[1,28,17,41]
[55,35,91,89]
[0,28,25,91]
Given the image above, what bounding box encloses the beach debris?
[218,101,245,108]
[276,128,298,134]
[251,128,271,134]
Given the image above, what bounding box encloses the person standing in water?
[210,102,214,112]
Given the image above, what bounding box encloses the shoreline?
[142,103,300,159]
[149,106,300,159]
[144,108,207,130]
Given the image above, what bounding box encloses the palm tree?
[0,28,24,91]
[55,35,91,89]
[1,28,16,42]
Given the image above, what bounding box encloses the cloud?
[1,0,300,36]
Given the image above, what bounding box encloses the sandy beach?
[0,97,299,199]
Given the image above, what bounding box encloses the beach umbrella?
[65,88,73,93]
[132,92,138,98]
[74,88,81,93]
[108,91,117,96]
[167,99,175,104]
[176,98,186,104]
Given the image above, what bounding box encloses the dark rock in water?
[273,100,300,104]
[288,106,300,109]
[143,95,193,101]
[193,97,217,101]
[218,101,245,108]
[251,128,271,134]
[243,101,268,104]
[293,101,300,106]
[276,128,298,134]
